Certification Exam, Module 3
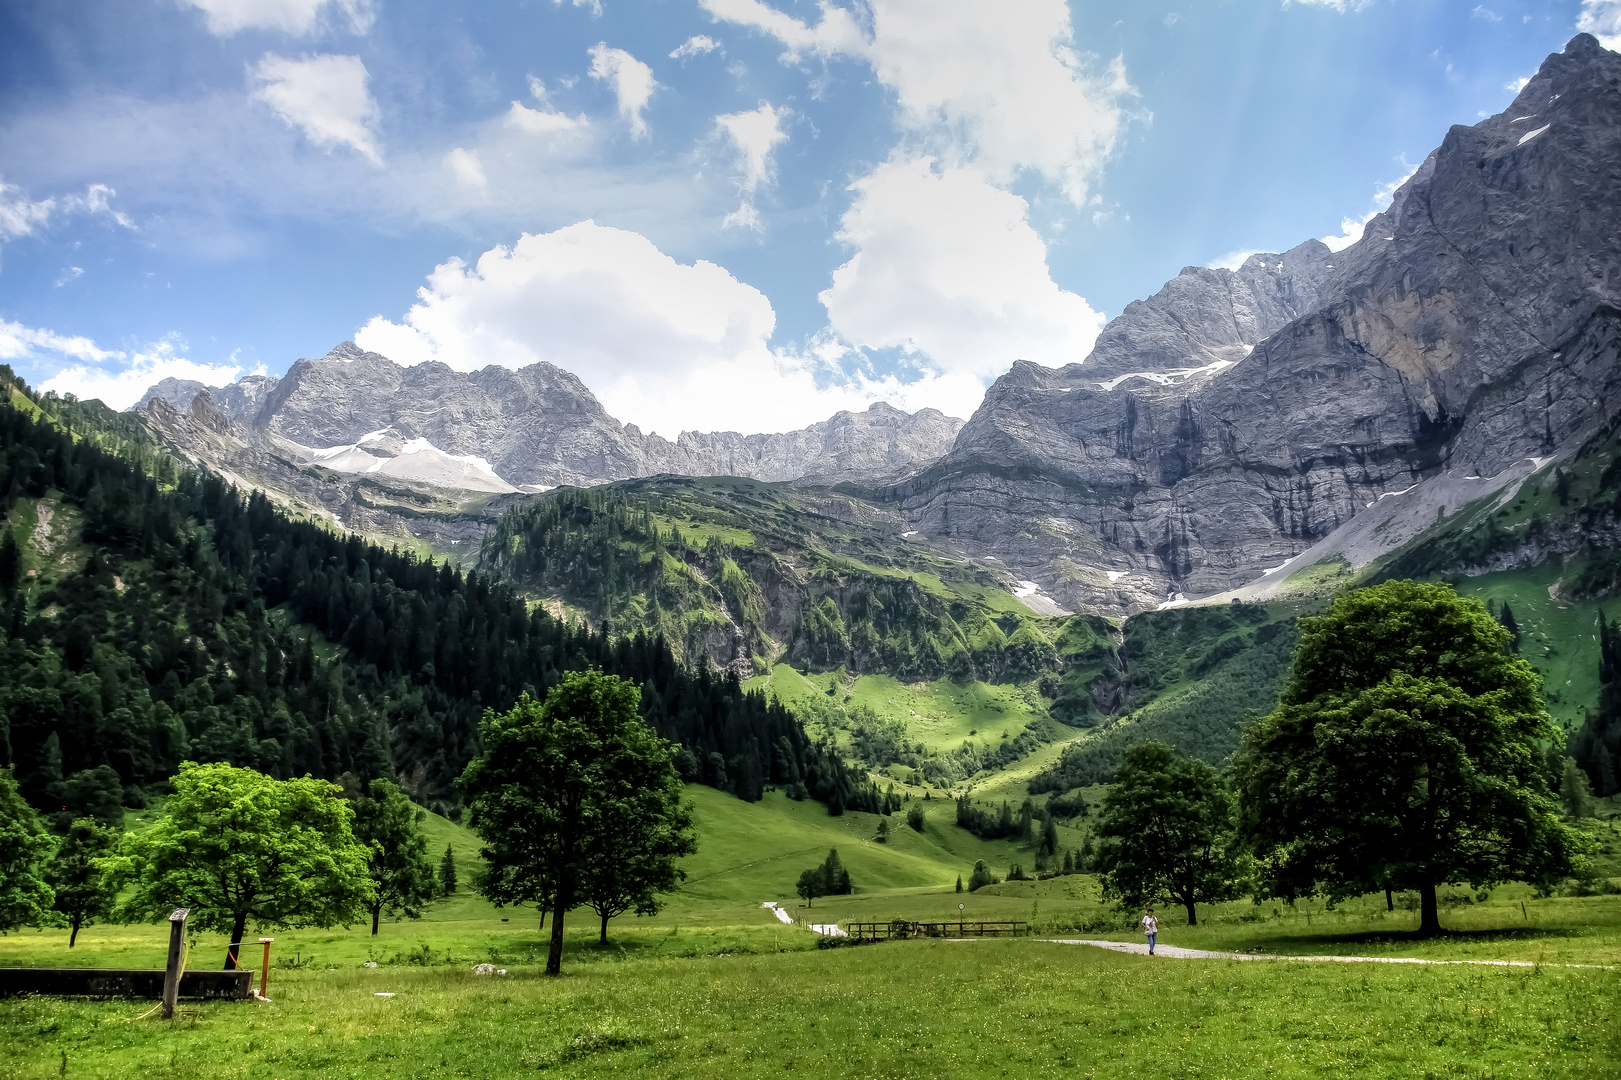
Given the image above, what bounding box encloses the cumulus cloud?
[1321,163,1420,253]
[0,319,242,410]
[1209,249,1262,272]
[179,0,376,36]
[352,221,975,435]
[588,43,656,139]
[444,147,486,189]
[705,0,1131,205]
[670,35,722,60]
[716,103,788,229]
[819,156,1105,378]
[1506,75,1531,93]
[1578,0,1621,49]
[251,52,382,164]
[505,77,589,136]
[0,177,134,248]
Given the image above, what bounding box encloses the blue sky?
[0,0,1613,436]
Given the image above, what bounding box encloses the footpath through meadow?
[1043,938,1618,969]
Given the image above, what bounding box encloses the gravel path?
[1043,938,1616,969]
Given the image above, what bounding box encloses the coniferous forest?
[0,371,888,820]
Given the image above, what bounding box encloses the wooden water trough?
[0,968,253,1001]
[843,920,1029,941]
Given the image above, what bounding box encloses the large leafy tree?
[46,817,117,947]
[1234,580,1586,934]
[103,762,373,967]
[581,787,695,945]
[0,767,54,932]
[462,671,695,976]
[1094,742,1245,925]
[349,778,438,935]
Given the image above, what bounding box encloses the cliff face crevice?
[888,36,1621,616]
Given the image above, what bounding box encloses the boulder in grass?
[472,963,506,976]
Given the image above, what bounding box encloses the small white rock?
[363,961,378,968]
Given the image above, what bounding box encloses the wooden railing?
[842,920,1028,940]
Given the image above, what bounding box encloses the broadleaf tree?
[1233,580,1587,934]
[46,817,118,947]
[461,671,695,976]
[1094,742,1245,925]
[0,767,54,933]
[349,778,438,935]
[103,761,373,967]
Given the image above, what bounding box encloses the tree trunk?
[545,897,567,976]
[1183,900,1197,926]
[599,912,609,946]
[1418,881,1441,936]
[69,915,81,948]
[372,902,381,936]
[1386,888,1394,912]
[225,911,249,969]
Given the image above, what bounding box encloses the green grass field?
[6,785,1620,1078]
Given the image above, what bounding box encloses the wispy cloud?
[670,35,722,61]
[252,53,382,165]
[179,0,375,37]
[588,43,657,139]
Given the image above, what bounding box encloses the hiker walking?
[1140,907,1158,955]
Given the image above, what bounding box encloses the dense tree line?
[0,374,875,817]
[1571,611,1620,796]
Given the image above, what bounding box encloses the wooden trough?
[843,920,1029,941]
[0,968,253,1001]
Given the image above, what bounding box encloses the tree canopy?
[462,671,694,975]
[1234,580,1586,934]
[0,767,54,933]
[103,761,373,966]
[795,848,852,906]
[348,777,437,935]
[1095,742,1246,925]
[45,817,117,947]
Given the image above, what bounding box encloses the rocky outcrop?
[890,35,1621,615]
[137,341,961,490]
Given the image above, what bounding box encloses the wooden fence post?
[161,908,189,1020]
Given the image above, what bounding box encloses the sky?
[1,0,1616,438]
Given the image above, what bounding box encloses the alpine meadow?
[2,5,1621,1079]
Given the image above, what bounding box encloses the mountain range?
[132,34,1621,621]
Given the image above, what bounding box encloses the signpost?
[161,909,189,1020]
[256,938,275,1001]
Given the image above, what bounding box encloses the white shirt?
[1141,915,1158,935]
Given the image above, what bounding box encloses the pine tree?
[439,844,458,896]
[955,875,963,894]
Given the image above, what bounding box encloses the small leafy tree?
[103,762,373,968]
[967,860,997,892]
[1234,580,1587,934]
[906,803,926,832]
[581,786,696,946]
[875,819,889,843]
[438,845,458,896]
[46,818,117,947]
[796,848,852,906]
[1095,742,1245,926]
[0,767,54,932]
[349,779,438,935]
[462,671,694,975]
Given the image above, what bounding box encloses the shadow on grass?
[1229,924,1588,955]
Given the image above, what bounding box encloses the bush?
[967,860,998,892]
[907,803,926,832]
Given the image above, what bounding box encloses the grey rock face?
[893,35,1621,615]
[138,340,961,490]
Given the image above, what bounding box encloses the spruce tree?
[439,844,458,896]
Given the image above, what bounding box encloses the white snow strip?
[1260,556,1298,576]
[1012,580,1042,598]
[1509,115,1534,123]
[1098,358,1235,392]
[1376,484,1420,501]
[1105,570,1128,583]
[901,530,918,538]
[1518,124,1549,145]
[1157,593,1191,610]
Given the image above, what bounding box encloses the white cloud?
[716,103,789,229]
[819,156,1105,378]
[0,319,241,410]
[1505,75,1531,93]
[1471,5,1502,21]
[1209,249,1262,271]
[55,266,85,287]
[1578,0,1621,49]
[670,35,722,60]
[554,0,603,15]
[179,0,375,36]
[703,0,1132,205]
[1282,0,1374,11]
[587,43,656,139]
[251,52,382,164]
[0,177,133,243]
[444,147,485,189]
[1321,163,1420,252]
[352,221,975,436]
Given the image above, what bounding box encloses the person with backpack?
[1140,907,1159,955]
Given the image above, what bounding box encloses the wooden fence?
[0,968,253,1001]
[842,920,1028,941]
